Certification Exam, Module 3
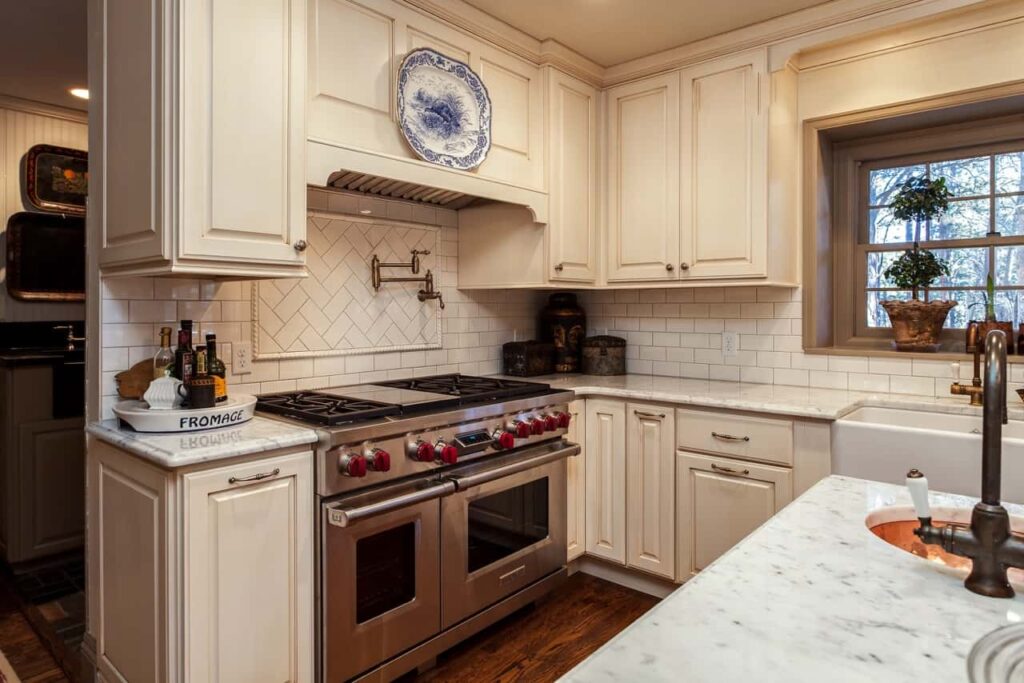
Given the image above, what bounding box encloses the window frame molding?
[802,81,1024,357]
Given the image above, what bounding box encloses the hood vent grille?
[327,170,480,210]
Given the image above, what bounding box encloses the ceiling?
[461,0,837,66]
[0,0,88,111]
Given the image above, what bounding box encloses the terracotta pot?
[881,299,956,352]
[969,320,1015,354]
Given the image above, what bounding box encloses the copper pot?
[967,320,1015,354]
[881,299,956,352]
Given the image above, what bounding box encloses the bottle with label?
[206,334,228,403]
[195,345,208,378]
[173,320,195,385]
[153,327,174,379]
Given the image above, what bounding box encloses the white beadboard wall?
[578,286,1024,396]
[99,195,542,418]
[0,102,88,322]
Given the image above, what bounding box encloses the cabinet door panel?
[180,0,306,265]
[676,451,791,580]
[585,399,626,564]
[548,69,598,283]
[606,74,680,282]
[19,419,85,560]
[566,400,586,561]
[626,404,675,579]
[185,452,313,683]
[680,49,767,279]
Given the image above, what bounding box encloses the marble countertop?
[563,475,1024,682]
[513,373,1024,421]
[86,416,320,469]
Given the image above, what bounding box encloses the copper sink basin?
[866,507,1024,583]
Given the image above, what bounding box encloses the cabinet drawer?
[676,408,793,466]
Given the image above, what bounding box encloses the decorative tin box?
[502,340,555,377]
[582,335,626,376]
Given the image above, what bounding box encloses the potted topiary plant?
[880,176,956,351]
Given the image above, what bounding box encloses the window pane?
[927,199,990,241]
[996,290,1024,326]
[931,155,990,197]
[930,247,988,288]
[866,290,910,328]
[868,208,915,245]
[996,195,1024,237]
[866,251,903,288]
[869,164,926,206]
[996,152,1024,194]
[938,290,987,329]
[995,246,1024,286]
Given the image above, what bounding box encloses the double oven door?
[321,440,575,682]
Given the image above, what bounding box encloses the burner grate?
[376,374,549,403]
[256,391,400,426]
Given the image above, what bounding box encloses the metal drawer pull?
[634,410,666,419]
[327,481,457,527]
[448,443,579,490]
[499,564,527,585]
[711,431,750,443]
[711,463,750,476]
[228,468,280,484]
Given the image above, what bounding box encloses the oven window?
[356,523,416,623]
[467,477,549,573]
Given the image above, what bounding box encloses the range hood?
[307,139,549,223]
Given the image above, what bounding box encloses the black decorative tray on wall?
[5,212,85,302]
[23,144,88,215]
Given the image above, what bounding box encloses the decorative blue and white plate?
[397,48,491,171]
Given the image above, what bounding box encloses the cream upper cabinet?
[626,404,675,579]
[308,0,544,193]
[93,0,307,278]
[585,399,626,564]
[566,399,587,561]
[679,49,768,279]
[183,453,313,683]
[676,451,792,580]
[605,73,681,282]
[547,68,599,283]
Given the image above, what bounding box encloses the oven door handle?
[446,442,580,491]
[326,480,457,528]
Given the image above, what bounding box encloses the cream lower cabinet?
[676,451,792,579]
[584,399,626,563]
[86,441,313,683]
[92,0,307,278]
[566,399,587,561]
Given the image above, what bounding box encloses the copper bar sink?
[866,507,1024,584]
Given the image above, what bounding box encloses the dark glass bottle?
[206,334,228,403]
[173,320,195,385]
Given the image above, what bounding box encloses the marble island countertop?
[86,416,320,468]
[562,475,1024,683]
[514,373,1024,421]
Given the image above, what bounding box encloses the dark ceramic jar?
[539,293,586,373]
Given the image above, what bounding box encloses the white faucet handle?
[906,469,931,521]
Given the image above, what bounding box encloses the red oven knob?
[410,439,435,462]
[530,417,546,435]
[513,420,532,439]
[543,414,559,431]
[436,442,459,465]
[556,412,572,429]
[367,448,391,472]
[339,453,367,477]
[493,429,516,450]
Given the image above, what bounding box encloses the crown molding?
[0,94,88,123]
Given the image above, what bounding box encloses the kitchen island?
[562,475,1024,682]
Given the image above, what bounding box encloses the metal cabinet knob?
[554,263,564,272]
[666,263,675,272]
[293,239,308,253]
[680,262,690,271]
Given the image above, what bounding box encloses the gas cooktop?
[256,374,551,427]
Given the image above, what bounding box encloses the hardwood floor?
[414,573,660,683]
[0,578,68,683]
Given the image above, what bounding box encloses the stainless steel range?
[256,374,578,682]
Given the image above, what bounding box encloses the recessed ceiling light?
[359,209,372,215]
[69,88,89,100]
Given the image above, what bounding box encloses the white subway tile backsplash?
[827,356,869,374]
[890,375,936,396]
[809,370,848,390]
[709,364,740,381]
[848,373,890,393]
[868,357,913,375]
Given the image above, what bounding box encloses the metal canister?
[539,293,586,373]
[581,335,626,375]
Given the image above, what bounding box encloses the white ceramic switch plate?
[722,331,739,358]
[233,341,252,375]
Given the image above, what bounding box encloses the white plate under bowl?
[113,395,257,433]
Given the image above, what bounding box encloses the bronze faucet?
[911,329,1024,598]
[950,322,983,405]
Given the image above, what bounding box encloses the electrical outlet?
[233,340,252,375]
[722,331,739,358]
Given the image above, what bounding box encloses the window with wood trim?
[830,115,1024,351]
